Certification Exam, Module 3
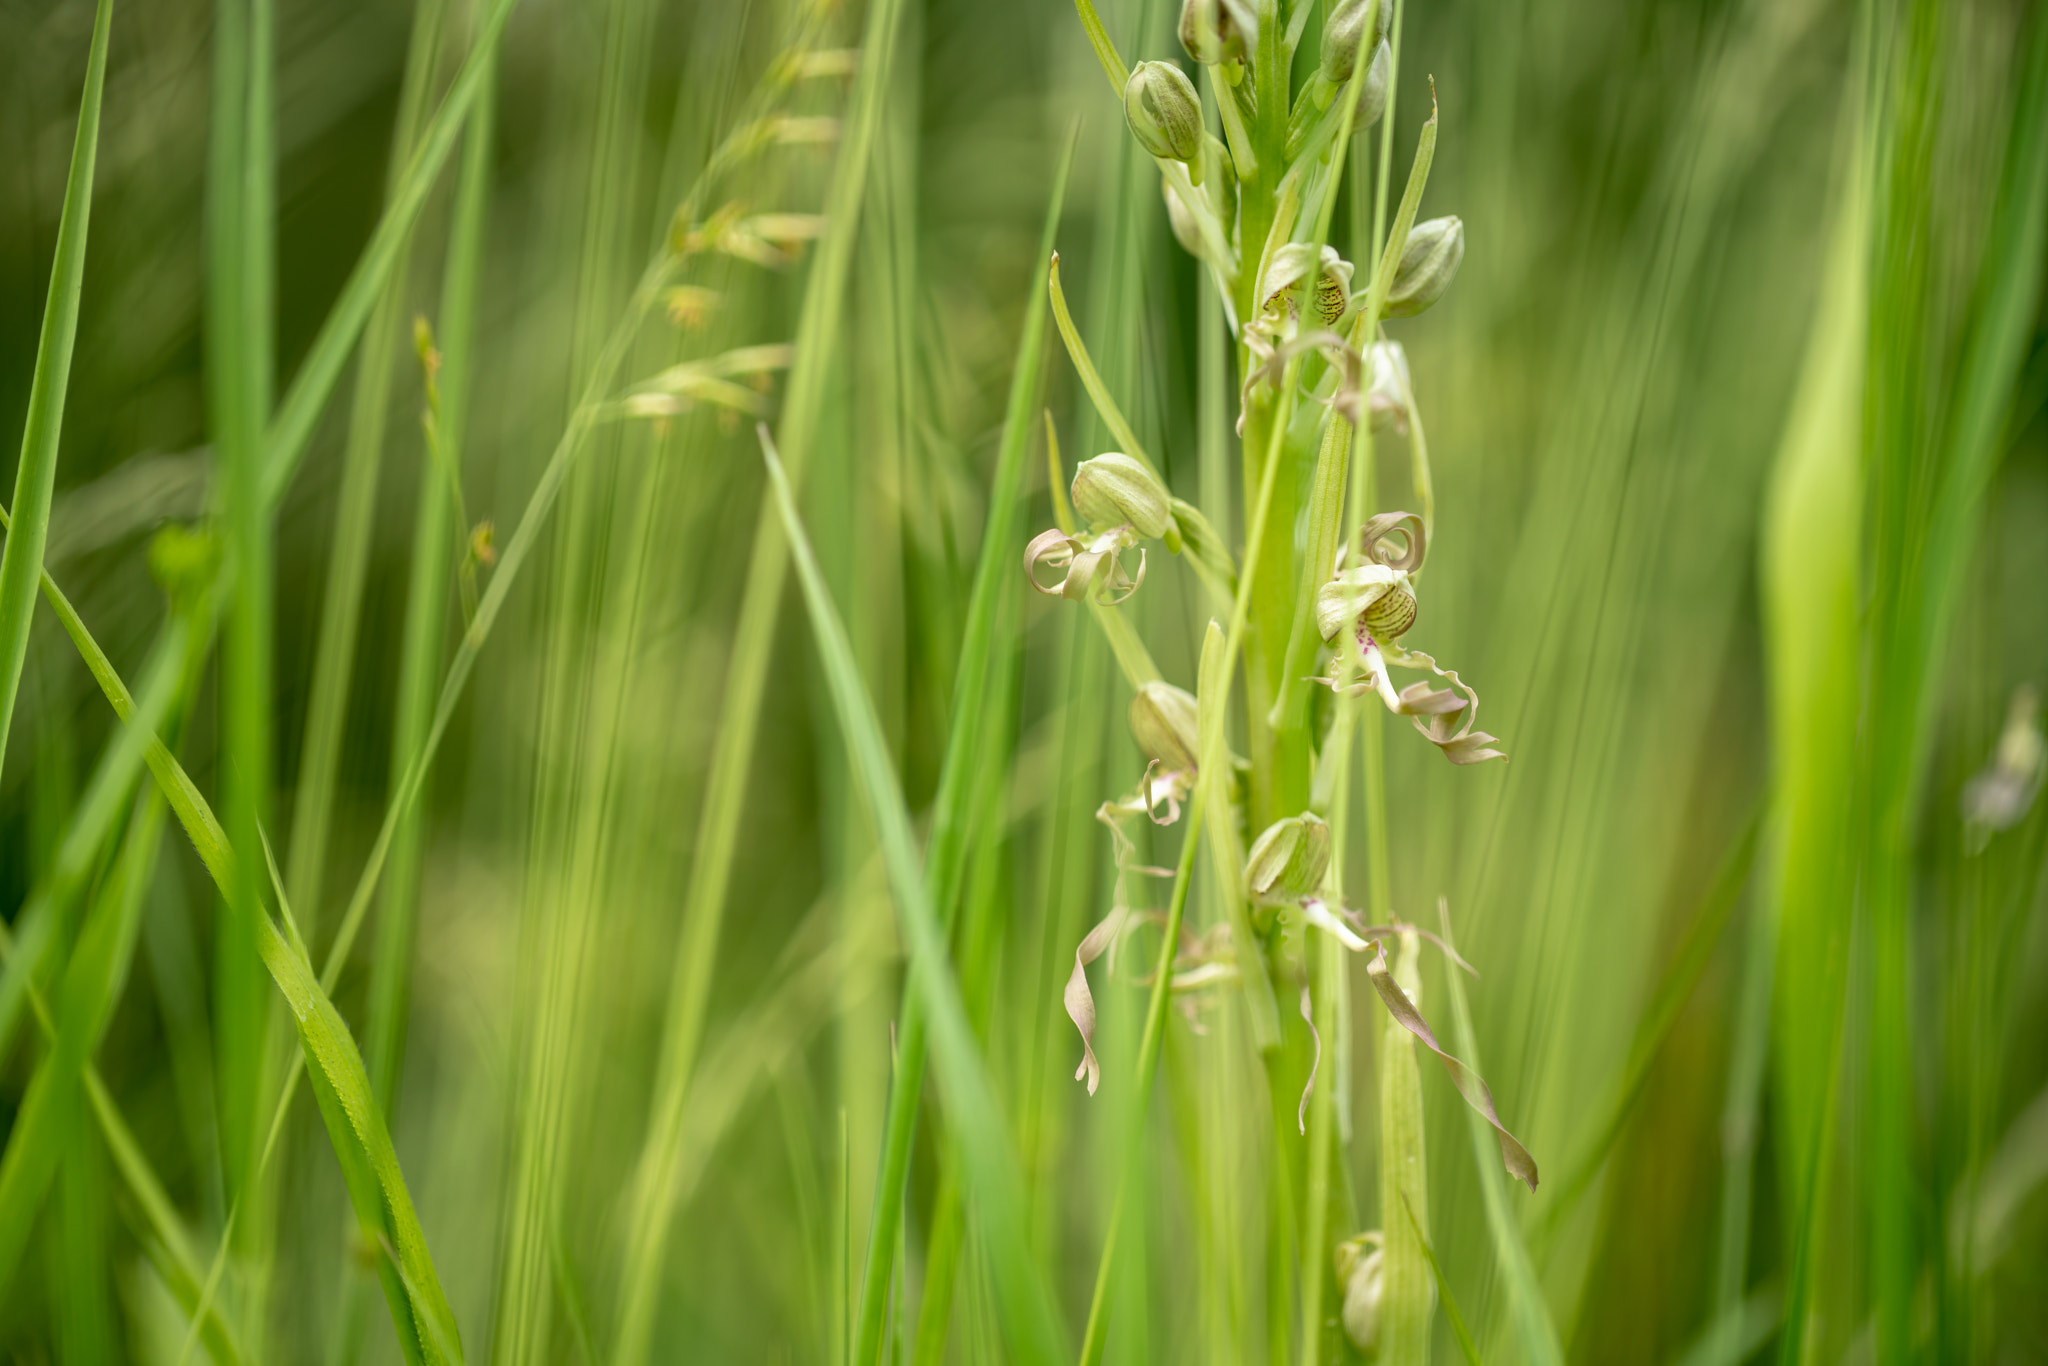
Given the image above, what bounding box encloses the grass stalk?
[612,4,908,1359]
[844,125,1078,1366]
[764,430,1068,1365]
[283,0,448,940]
[0,0,112,778]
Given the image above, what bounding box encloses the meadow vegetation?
[0,0,2045,1362]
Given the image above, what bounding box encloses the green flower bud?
[1243,812,1331,904]
[1356,39,1392,126]
[1385,215,1465,318]
[1072,452,1174,540]
[1130,681,1202,773]
[1124,62,1203,174]
[1338,1237,1385,1354]
[1320,0,1388,85]
[1179,0,1258,66]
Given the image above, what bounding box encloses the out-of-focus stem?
[1378,929,1433,1366]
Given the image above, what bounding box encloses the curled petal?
[1396,680,1466,716]
[1329,906,1479,978]
[1302,897,1372,951]
[1357,511,1426,573]
[1384,643,1507,765]
[1025,527,1080,595]
[1065,906,1134,1095]
[1363,937,1539,1190]
[1170,961,1238,992]
[1298,984,1322,1134]
[1240,325,1357,424]
[1141,761,1194,825]
[1026,525,1147,604]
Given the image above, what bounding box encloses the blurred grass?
[0,0,2045,1362]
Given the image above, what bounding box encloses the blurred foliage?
[0,0,2044,1362]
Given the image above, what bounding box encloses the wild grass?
[0,0,2045,1363]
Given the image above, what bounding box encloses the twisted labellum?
[1024,524,1146,604]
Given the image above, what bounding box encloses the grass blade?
[762,427,1068,1366]
[847,124,1077,1366]
[258,0,517,508]
[0,0,112,777]
[611,4,909,1358]
[1401,1194,1484,1366]
[283,0,449,939]
[18,573,463,1361]
[1440,903,1564,1366]
[0,617,187,1297]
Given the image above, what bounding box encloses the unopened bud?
[1244,812,1331,904]
[1337,1236,1385,1355]
[1385,215,1465,318]
[1315,564,1415,643]
[1320,0,1387,86]
[1130,681,1202,773]
[1072,453,1174,541]
[1125,62,1203,177]
[1179,0,1258,66]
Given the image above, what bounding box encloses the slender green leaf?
[0,0,112,776]
[1401,1194,1484,1366]
[1440,904,1563,1366]
[763,426,1068,1366]
[846,125,1078,1366]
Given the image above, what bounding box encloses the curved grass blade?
[1046,254,1157,478]
[0,613,187,1066]
[17,576,462,1362]
[1401,1193,1484,1366]
[845,126,1078,1366]
[0,0,112,776]
[0,679,179,1299]
[762,427,1068,1366]
[612,6,908,1361]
